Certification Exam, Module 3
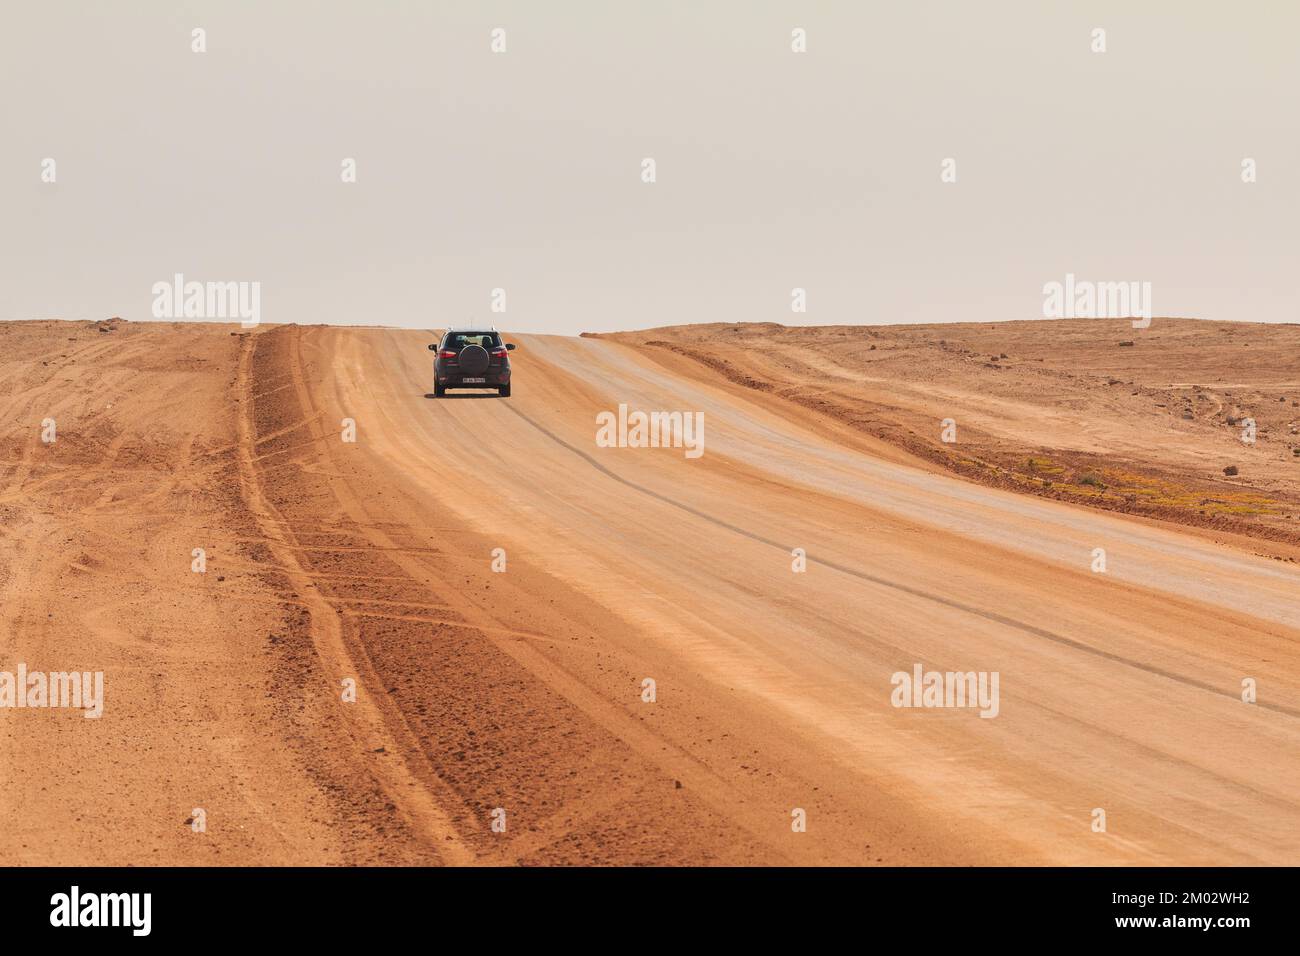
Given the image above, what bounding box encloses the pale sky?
[2,1,1296,334]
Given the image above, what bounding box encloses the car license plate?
[462,377,485,383]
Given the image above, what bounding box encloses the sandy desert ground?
[1,316,1298,866]
[603,319,1300,548]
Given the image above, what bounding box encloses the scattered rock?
[1223,465,1239,476]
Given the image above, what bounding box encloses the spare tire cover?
[459,344,490,375]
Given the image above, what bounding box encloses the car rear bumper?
[437,368,510,387]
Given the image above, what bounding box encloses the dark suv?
[429,328,515,397]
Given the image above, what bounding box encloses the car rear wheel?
[434,382,445,397]
[498,383,511,398]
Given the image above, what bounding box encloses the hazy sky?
[2,1,1296,334]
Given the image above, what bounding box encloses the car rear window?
[443,332,500,349]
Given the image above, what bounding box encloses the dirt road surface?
[604,319,1300,545]
[2,319,1298,865]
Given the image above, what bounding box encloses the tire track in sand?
[235,331,475,865]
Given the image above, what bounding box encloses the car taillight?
[490,347,507,365]
[438,349,458,360]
